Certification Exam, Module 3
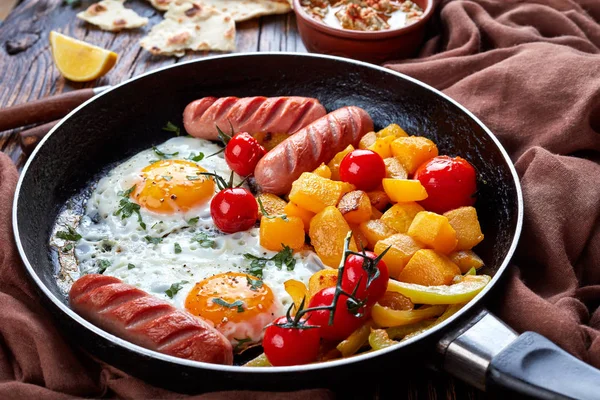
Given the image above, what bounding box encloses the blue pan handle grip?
[439,309,600,400]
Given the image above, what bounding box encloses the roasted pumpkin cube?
[449,250,484,273]
[367,190,390,211]
[253,132,289,151]
[374,233,423,278]
[328,144,354,181]
[371,207,383,219]
[260,216,305,251]
[309,206,357,267]
[359,131,377,149]
[284,201,315,232]
[381,202,425,233]
[398,249,460,286]
[368,136,395,159]
[350,223,370,251]
[382,179,428,203]
[337,190,372,224]
[256,193,287,220]
[407,211,457,254]
[377,124,408,138]
[359,219,396,249]
[444,206,484,250]
[289,172,345,214]
[391,136,439,174]
[312,163,332,179]
[383,157,408,179]
[308,269,339,299]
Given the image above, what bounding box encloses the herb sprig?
[56,226,82,241]
[213,298,245,313]
[243,246,296,279]
[152,146,179,159]
[193,232,214,248]
[246,276,263,291]
[114,185,146,230]
[165,281,188,298]
[162,121,181,136]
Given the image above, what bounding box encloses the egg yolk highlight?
[133,159,214,214]
[185,272,275,327]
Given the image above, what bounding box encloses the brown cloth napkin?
[385,0,600,367]
[2,0,600,398]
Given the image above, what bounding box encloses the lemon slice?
[49,31,118,82]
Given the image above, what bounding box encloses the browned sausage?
[69,274,233,365]
[183,96,327,140]
[254,106,374,195]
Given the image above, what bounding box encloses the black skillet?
[12,53,600,399]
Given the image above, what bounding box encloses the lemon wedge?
[49,31,118,82]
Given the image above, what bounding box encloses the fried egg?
[73,136,322,347]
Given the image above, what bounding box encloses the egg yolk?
[132,159,214,214]
[185,272,275,327]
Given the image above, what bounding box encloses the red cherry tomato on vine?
[210,187,258,233]
[414,156,477,214]
[307,287,366,341]
[341,251,389,307]
[224,132,266,176]
[339,149,386,191]
[263,316,321,366]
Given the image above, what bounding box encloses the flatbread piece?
[198,0,291,22]
[77,0,148,31]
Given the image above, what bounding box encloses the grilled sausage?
[69,274,233,365]
[254,106,374,195]
[183,96,327,140]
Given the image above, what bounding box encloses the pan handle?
[439,309,600,400]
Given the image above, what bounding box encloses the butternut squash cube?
[256,193,287,220]
[359,131,377,149]
[382,179,428,203]
[383,157,408,179]
[289,172,345,214]
[367,190,390,211]
[371,207,383,219]
[284,201,315,232]
[312,163,332,179]
[309,206,357,267]
[368,136,395,159]
[381,202,425,233]
[407,211,457,254]
[449,250,484,273]
[308,269,339,299]
[350,223,370,251]
[444,206,484,250]
[378,124,408,138]
[337,190,372,224]
[359,219,396,249]
[253,132,289,151]
[398,249,460,286]
[374,233,423,278]
[260,216,305,251]
[391,136,439,174]
[327,145,354,181]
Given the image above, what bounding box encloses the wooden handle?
[19,119,59,154]
[0,89,95,132]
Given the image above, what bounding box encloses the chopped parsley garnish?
[188,217,199,225]
[56,226,82,241]
[246,276,263,291]
[174,243,182,254]
[162,121,181,136]
[188,152,205,162]
[144,236,163,244]
[162,175,173,181]
[97,259,111,274]
[152,146,179,159]
[234,337,253,352]
[62,243,74,253]
[243,246,296,279]
[213,298,245,313]
[127,263,136,270]
[114,185,146,230]
[186,175,200,181]
[165,281,188,298]
[193,232,214,248]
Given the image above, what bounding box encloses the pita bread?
[198,0,291,22]
[146,0,174,12]
[140,0,236,57]
[77,0,148,31]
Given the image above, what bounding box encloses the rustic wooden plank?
[0,0,19,21]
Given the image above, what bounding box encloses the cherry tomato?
[339,149,386,191]
[414,156,477,214]
[307,287,366,341]
[210,187,258,233]
[341,251,389,307]
[224,132,266,176]
[263,316,321,366]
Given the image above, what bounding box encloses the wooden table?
[0,1,490,398]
